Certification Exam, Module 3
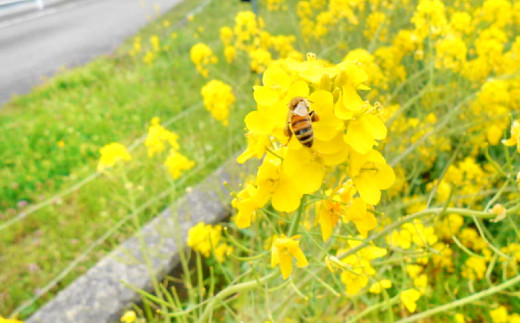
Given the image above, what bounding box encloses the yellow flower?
[449,11,473,36]
[97,143,132,172]
[265,0,285,11]
[120,310,137,323]
[344,113,387,155]
[348,149,395,205]
[503,120,520,153]
[455,313,465,323]
[316,195,343,241]
[233,11,262,50]
[249,48,272,74]
[510,313,520,323]
[369,279,392,294]
[400,288,421,313]
[164,150,195,180]
[388,228,413,249]
[490,306,509,323]
[286,53,337,85]
[145,117,179,157]
[150,35,160,52]
[187,223,233,262]
[462,256,487,280]
[236,132,270,164]
[255,151,314,212]
[490,204,507,222]
[219,26,234,46]
[213,243,234,263]
[436,213,464,240]
[0,316,23,323]
[343,197,377,237]
[201,80,235,126]
[232,182,265,229]
[224,46,237,64]
[435,35,467,72]
[406,264,423,278]
[413,274,428,294]
[411,0,447,40]
[187,223,222,257]
[190,43,217,77]
[271,234,308,279]
[333,62,370,121]
[341,269,370,296]
[142,51,155,64]
[338,241,386,295]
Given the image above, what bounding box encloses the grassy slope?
[0,0,259,317]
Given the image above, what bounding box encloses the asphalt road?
[0,0,182,107]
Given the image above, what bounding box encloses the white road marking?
[0,0,97,29]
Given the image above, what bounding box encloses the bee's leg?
[284,123,293,145]
[309,110,319,122]
[284,123,292,137]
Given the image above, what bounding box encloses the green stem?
[288,196,306,236]
[484,145,508,177]
[396,274,520,323]
[348,295,400,323]
[337,206,519,260]
[197,271,277,322]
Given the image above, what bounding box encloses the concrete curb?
[27,159,249,323]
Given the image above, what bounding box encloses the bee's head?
[288,96,305,110]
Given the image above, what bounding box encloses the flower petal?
[355,174,381,205]
[345,119,375,154]
[362,114,387,140]
[254,86,278,106]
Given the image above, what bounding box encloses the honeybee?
[284,97,319,148]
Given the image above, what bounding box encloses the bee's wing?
[293,102,309,116]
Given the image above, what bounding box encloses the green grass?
[0,0,266,317]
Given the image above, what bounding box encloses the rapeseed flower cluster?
[97,143,132,172]
[217,11,299,74]
[234,53,395,237]
[190,43,217,77]
[145,117,195,179]
[187,223,234,262]
[145,117,179,157]
[334,241,387,295]
[201,80,235,126]
[165,0,520,321]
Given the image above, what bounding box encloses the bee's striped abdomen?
[291,114,314,148]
